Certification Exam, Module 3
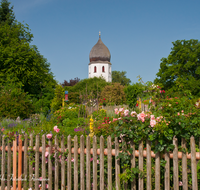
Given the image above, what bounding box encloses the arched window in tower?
[94,66,97,73]
[102,66,105,72]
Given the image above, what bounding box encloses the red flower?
[136,103,138,107]
[103,98,105,100]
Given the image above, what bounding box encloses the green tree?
[0,82,34,119]
[0,0,56,115]
[112,71,131,86]
[154,39,200,96]
[64,77,110,102]
[100,83,126,105]
[124,82,144,108]
[51,84,64,112]
[0,0,15,25]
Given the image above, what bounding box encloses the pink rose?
[46,184,48,189]
[1,128,4,132]
[114,108,119,114]
[45,152,49,157]
[113,118,118,122]
[97,160,99,164]
[119,108,124,112]
[124,109,129,117]
[55,128,60,133]
[179,181,183,186]
[177,112,180,116]
[150,115,155,120]
[131,111,136,117]
[46,134,52,139]
[90,158,93,162]
[150,120,156,128]
[137,111,146,122]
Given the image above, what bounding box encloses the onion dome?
[89,34,111,63]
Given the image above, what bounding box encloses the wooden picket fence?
[0,134,200,190]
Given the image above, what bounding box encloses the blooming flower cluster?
[46,126,60,139]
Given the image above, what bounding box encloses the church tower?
[88,32,112,82]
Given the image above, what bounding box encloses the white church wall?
[89,63,111,82]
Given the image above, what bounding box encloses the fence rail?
[0,134,199,189]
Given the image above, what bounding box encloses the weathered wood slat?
[1,135,5,190]
[100,136,104,190]
[107,136,112,190]
[48,138,52,190]
[7,138,11,190]
[155,141,160,190]
[67,135,72,190]
[122,138,127,190]
[131,140,136,190]
[18,135,22,190]
[86,136,91,190]
[55,136,59,190]
[23,134,28,190]
[61,136,65,190]
[42,135,46,190]
[173,137,178,190]
[29,134,33,189]
[164,149,170,190]
[93,136,97,190]
[139,140,143,190]
[74,136,78,190]
[190,136,198,190]
[35,135,40,190]
[182,138,188,190]
[80,135,84,190]
[115,137,120,190]
[146,140,151,190]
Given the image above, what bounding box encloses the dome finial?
[99,31,101,38]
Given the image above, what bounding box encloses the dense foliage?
[99,83,126,105]
[154,39,200,96]
[112,70,131,86]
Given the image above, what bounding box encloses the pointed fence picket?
[0,135,200,189]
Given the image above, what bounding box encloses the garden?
[1,81,200,189]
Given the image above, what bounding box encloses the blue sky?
[9,0,200,84]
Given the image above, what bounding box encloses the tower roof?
[89,34,111,63]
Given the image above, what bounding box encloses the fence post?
[61,135,66,190]
[42,135,46,190]
[173,137,178,190]
[108,136,112,190]
[24,134,28,190]
[67,135,72,190]
[18,135,22,190]
[181,138,188,190]
[139,140,143,190]
[100,136,104,190]
[190,136,198,190]
[55,135,59,190]
[35,134,40,190]
[48,137,52,190]
[146,139,151,190]
[80,135,85,190]
[164,148,170,190]
[93,136,97,190]
[1,135,5,190]
[7,137,11,190]
[86,136,91,190]
[115,137,120,190]
[13,135,17,190]
[74,135,78,190]
[29,134,33,189]
[155,141,160,190]
[131,140,136,190]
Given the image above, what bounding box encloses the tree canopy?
[0,0,15,25]
[0,0,56,116]
[112,71,131,86]
[154,39,200,96]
